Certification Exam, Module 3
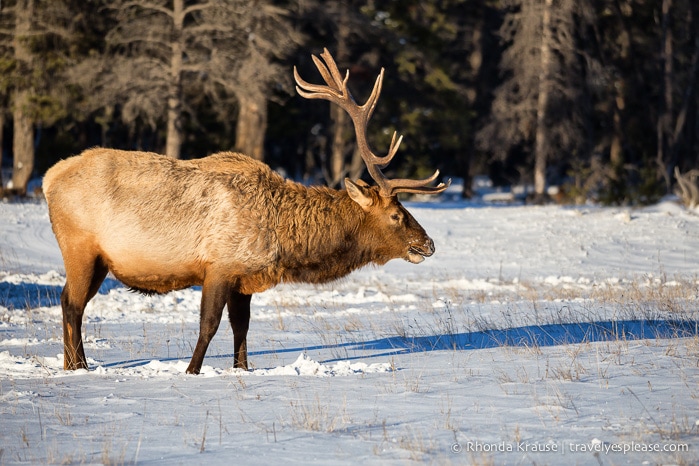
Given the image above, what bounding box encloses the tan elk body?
[44,49,449,374]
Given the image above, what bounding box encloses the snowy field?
[1,197,698,465]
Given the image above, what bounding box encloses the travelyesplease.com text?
[451,440,689,455]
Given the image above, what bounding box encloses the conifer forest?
[0,0,697,204]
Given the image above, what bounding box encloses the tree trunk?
[459,9,486,199]
[235,93,267,161]
[329,105,351,187]
[609,93,624,168]
[0,112,4,192]
[11,91,34,196]
[656,0,673,190]
[327,7,353,188]
[165,90,182,159]
[11,0,35,196]
[670,36,699,166]
[0,108,5,170]
[610,24,630,169]
[165,0,184,159]
[347,146,364,182]
[533,0,554,200]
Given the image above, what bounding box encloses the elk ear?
[345,178,374,209]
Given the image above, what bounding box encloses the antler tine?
[363,67,384,128]
[384,170,452,196]
[294,50,352,106]
[315,49,347,93]
[294,67,344,102]
[382,131,403,167]
[295,48,449,197]
[378,131,452,196]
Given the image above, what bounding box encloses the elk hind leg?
[227,292,251,370]
[61,251,108,370]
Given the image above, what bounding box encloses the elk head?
[294,49,450,264]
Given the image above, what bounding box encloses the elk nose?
[424,237,435,256]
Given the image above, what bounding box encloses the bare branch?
[182,1,212,17]
[112,0,174,18]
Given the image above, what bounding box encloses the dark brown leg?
[61,256,108,370]
[186,277,229,374]
[227,292,251,370]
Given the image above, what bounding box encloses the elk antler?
[294,48,451,197]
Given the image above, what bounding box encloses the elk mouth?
[406,241,435,264]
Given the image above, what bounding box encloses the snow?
[1,198,698,465]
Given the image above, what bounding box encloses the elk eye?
[390,213,401,222]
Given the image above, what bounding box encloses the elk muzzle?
[407,237,435,264]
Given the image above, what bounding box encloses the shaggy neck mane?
[275,181,374,284]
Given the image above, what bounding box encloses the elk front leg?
[61,255,108,370]
[186,278,229,375]
[61,285,88,370]
[227,292,251,370]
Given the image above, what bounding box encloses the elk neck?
[274,181,379,285]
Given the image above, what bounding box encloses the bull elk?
[43,49,449,374]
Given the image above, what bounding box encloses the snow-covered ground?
[1,198,698,465]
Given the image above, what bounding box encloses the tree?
[585,0,698,204]
[655,0,699,192]
[103,0,214,158]
[95,0,299,160]
[198,1,301,161]
[477,0,590,200]
[532,0,553,199]
[0,0,76,195]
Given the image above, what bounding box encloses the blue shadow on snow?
[0,278,122,309]
[102,319,698,369]
[122,319,693,368]
[249,319,699,364]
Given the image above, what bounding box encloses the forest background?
[0,0,697,204]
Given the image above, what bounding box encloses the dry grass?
[285,394,350,433]
[2,270,698,465]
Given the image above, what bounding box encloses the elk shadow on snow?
[322,319,699,363]
[3,279,696,370]
[0,278,122,310]
[239,319,699,366]
[109,318,699,370]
